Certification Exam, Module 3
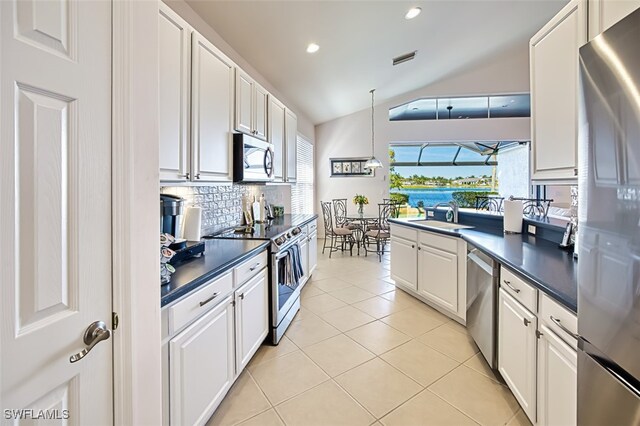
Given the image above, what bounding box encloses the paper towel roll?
[182,207,202,241]
[503,200,523,234]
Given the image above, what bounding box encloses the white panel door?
[235,69,253,136]
[158,4,190,182]
[308,232,318,275]
[390,237,417,291]
[1,0,113,422]
[191,32,234,182]
[498,289,537,423]
[285,109,298,182]
[170,296,235,425]
[589,0,640,39]
[253,83,269,141]
[417,244,457,312]
[268,96,286,181]
[300,238,310,286]
[537,324,577,426]
[234,271,269,372]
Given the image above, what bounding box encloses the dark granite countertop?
[389,218,578,313]
[161,239,270,307]
[209,214,319,240]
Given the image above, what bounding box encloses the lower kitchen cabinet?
[537,323,577,426]
[498,288,538,422]
[418,243,458,312]
[300,235,309,286]
[235,270,269,372]
[308,229,318,275]
[390,236,417,291]
[169,296,235,426]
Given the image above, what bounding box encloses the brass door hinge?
[112,312,119,331]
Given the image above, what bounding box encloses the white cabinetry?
[285,109,298,182]
[530,0,587,182]
[537,323,577,426]
[169,296,235,426]
[389,223,466,321]
[300,233,310,286]
[498,288,538,422]
[268,96,286,181]
[234,270,269,372]
[308,228,318,275]
[159,4,191,181]
[589,0,640,39]
[235,68,268,140]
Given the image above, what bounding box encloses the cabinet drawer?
[234,250,268,287]
[391,224,418,242]
[307,219,318,234]
[168,272,233,335]
[540,293,578,347]
[500,267,537,313]
[419,230,457,254]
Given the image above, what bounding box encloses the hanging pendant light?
[364,89,383,170]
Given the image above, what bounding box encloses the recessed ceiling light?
[306,43,320,53]
[405,7,422,20]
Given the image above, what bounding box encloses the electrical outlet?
[528,225,536,235]
[427,211,435,217]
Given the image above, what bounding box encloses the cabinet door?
[308,232,318,275]
[235,69,253,136]
[235,271,269,372]
[537,324,577,426]
[589,0,640,40]
[169,296,235,426]
[191,33,234,182]
[498,288,537,423]
[390,237,417,291]
[254,83,269,140]
[159,4,190,182]
[417,244,457,311]
[285,109,297,182]
[268,96,286,181]
[300,238,309,285]
[530,0,586,182]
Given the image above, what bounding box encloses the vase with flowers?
[353,194,369,214]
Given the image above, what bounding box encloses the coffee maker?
[160,194,185,238]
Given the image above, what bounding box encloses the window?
[292,136,314,214]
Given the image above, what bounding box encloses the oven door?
[233,133,274,182]
[272,245,302,327]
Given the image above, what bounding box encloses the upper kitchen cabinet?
[588,0,640,39]
[191,33,235,182]
[268,95,286,181]
[285,109,298,182]
[530,0,587,182]
[159,4,191,181]
[235,69,268,140]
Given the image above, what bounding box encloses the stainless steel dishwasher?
[466,244,499,369]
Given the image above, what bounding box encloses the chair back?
[321,201,335,235]
[383,198,401,218]
[378,203,394,231]
[333,199,348,227]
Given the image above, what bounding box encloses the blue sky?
[390,145,494,179]
[394,165,493,179]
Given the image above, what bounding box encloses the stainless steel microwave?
[233,133,275,183]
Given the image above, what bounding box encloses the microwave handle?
[264,148,274,178]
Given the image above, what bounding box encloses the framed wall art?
[330,158,375,177]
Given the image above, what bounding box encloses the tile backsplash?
[161,184,291,236]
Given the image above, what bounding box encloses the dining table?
[345,212,379,255]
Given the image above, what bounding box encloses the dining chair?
[362,203,393,261]
[321,201,355,258]
[332,199,359,230]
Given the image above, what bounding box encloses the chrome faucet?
[431,201,459,223]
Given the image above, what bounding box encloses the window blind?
[292,136,314,214]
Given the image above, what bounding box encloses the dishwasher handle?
[467,250,494,275]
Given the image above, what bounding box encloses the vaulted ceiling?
[186,0,568,125]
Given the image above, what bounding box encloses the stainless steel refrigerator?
[578,6,640,425]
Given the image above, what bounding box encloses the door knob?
[69,321,111,363]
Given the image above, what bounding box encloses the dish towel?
[279,245,305,289]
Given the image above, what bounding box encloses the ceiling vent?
[393,51,417,66]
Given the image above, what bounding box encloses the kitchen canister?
[503,199,523,234]
[182,206,202,241]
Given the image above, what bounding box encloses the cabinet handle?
[574,168,578,176]
[239,293,245,300]
[536,330,543,339]
[523,318,531,327]
[411,244,415,249]
[195,173,201,179]
[550,315,580,340]
[503,280,520,293]
[249,262,261,272]
[199,292,219,307]
[418,246,421,250]
[179,172,190,179]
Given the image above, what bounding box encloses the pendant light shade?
[365,89,383,170]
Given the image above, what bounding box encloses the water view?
[391,187,493,208]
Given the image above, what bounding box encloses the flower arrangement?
[353,194,369,206]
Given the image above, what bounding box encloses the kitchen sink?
[408,220,474,230]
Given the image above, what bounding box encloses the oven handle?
[275,250,290,261]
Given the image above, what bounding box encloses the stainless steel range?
[207,221,305,344]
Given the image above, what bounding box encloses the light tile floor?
[207,245,532,426]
